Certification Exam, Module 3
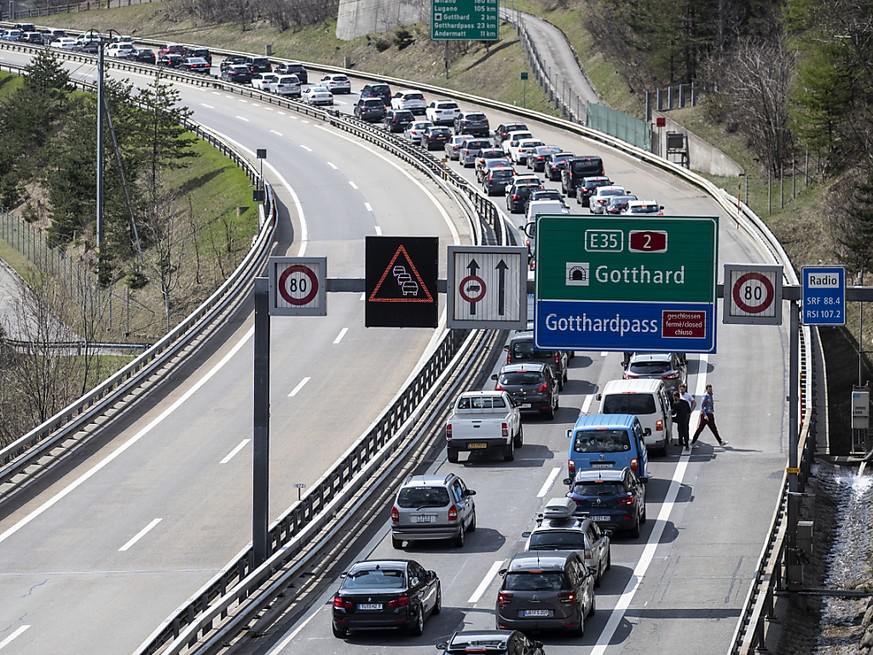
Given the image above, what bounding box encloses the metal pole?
[96,37,104,276]
[253,277,271,566]
[786,301,800,587]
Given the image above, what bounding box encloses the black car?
[576,175,613,206]
[545,151,574,181]
[76,41,99,54]
[331,559,441,638]
[157,53,183,67]
[360,82,393,105]
[437,630,545,655]
[275,61,308,84]
[493,121,529,146]
[493,362,559,419]
[132,48,157,65]
[505,182,544,214]
[561,155,605,196]
[354,98,387,122]
[566,467,647,538]
[383,108,414,133]
[220,64,252,84]
[505,330,569,389]
[482,168,514,196]
[421,126,453,150]
[184,47,211,65]
[244,55,271,74]
[454,111,490,137]
[220,55,247,72]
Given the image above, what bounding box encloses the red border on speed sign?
[733,271,774,314]
[278,264,318,306]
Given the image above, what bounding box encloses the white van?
[596,379,673,455]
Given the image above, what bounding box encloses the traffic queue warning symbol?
[723,263,783,325]
[447,246,527,330]
[267,256,327,316]
[365,236,438,328]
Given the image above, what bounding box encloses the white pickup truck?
[445,391,523,463]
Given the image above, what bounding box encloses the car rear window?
[529,531,585,550]
[499,371,545,386]
[363,99,382,106]
[573,430,631,453]
[491,170,512,179]
[503,571,567,591]
[343,569,405,589]
[397,486,450,508]
[572,481,624,496]
[250,57,269,65]
[405,93,424,100]
[602,393,657,414]
[628,360,671,375]
[511,342,556,362]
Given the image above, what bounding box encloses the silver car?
[623,352,687,392]
[391,473,476,549]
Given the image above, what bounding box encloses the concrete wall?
[653,111,743,177]
[336,0,425,41]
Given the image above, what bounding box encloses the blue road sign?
[802,266,845,326]
[534,300,717,352]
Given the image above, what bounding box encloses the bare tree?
[142,184,185,332]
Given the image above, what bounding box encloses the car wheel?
[573,609,585,636]
[546,402,555,420]
[628,517,641,539]
[392,535,403,549]
[590,591,597,615]
[555,394,560,410]
[408,604,425,636]
[504,438,515,461]
[454,524,465,547]
[332,623,348,638]
[447,449,459,463]
[432,584,442,615]
[468,509,477,532]
[514,424,524,447]
[594,562,603,588]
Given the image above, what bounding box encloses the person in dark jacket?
[671,390,692,451]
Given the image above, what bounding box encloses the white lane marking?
[327,161,338,169]
[302,120,310,124]
[349,181,358,190]
[235,115,250,122]
[0,625,29,649]
[238,99,249,104]
[0,326,256,546]
[212,91,221,96]
[267,605,321,653]
[264,107,274,111]
[364,202,373,212]
[220,439,251,464]
[118,518,162,552]
[581,393,595,414]
[375,226,382,236]
[537,467,562,498]
[591,456,690,653]
[270,129,283,137]
[288,377,311,397]
[207,130,308,254]
[200,102,214,109]
[315,124,460,243]
[333,328,348,344]
[469,560,505,604]
[300,145,312,152]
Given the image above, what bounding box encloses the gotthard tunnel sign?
[534,215,719,353]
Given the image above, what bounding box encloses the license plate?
[469,442,488,449]
[591,463,612,469]
[520,403,532,409]
[358,603,382,611]
[592,515,610,522]
[522,609,552,617]
[414,514,436,523]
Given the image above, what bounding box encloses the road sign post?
[431,0,499,41]
[447,246,527,329]
[534,215,718,352]
[802,265,845,326]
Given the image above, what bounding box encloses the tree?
[830,162,873,276]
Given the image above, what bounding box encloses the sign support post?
[786,301,801,588]
[253,277,270,566]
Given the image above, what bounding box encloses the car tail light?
[662,371,679,380]
[557,591,577,604]
[333,596,353,609]
[568,459,576,478]
[554,353,560,365]
[511,194,520,200]
[502,422,509,437]
[630,457,639,472]
[448,505,458,521]
[387,595,409,608]
[656,419,663,431]
[618,494,635,505]
[495,383,505,391]
[446,424,452,441]
[391,506,399,523]
[584,548,592,560]
[497,591,513,606]
[537,382,549,392]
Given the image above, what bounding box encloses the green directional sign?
[431,0,500,41]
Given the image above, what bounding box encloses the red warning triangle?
[369,245,435,303]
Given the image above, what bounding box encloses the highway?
[0,48,788,655]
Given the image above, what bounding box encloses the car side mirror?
[521,531,532,538]
[596,393,602,401]
[498,568,508,576]
[604,529,614,537]
[465,489,476,496]
[429,570,438,580]
[523,221,536,238]
[588,566,598,577]
[491,373,498,381]
[436,642,448,650]
[566,429,572,438]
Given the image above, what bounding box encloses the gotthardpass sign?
[534,215,718,353]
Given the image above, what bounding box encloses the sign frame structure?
[447,245,528,329]
[365,236,439,328]
[723,263,783,325]
[268,256,327,316]
[534,214,719,353]
[431,0,500,41]
[802,265,846,326]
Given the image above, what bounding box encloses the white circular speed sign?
[279,265,318,306]
[723,264,783,325]
[269,257,327,316]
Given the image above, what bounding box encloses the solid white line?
[326,161,338,169]
[118,518,161,552]
[235,115,250,122]
[0,625,29,649]
[537,467,562,498]
[375,226,382,236]
[469,560,505,604]
[288,377,311,397]
[300,145,312,152]
[220,439,251,464]
[581,393,595,414]
[348,181,358,190]
[270,129,283,136]
[0,326,256,546]
[200,102,214,109]
[333,328,348,344]
[364,202,373,212]
[267,606,320,653]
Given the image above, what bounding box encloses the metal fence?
[4,0,158,20]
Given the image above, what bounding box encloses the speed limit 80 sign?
[268,257,327,316]
[723,264,783,325]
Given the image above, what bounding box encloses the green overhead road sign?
[431,0,500,41]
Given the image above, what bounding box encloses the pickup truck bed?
[445,391,523,462]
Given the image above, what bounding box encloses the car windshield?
[343,569,405,590]
[503,571,566,591]
[500,372,545,386]
[573,430,631,453]
[628,360,672,375]
[572,481,625,496]
[397,486,450,508]
[529,531,586,550]
[602,393,656,414]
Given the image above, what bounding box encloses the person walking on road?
[671,390,692,450]
[691,384,726,447]
[679,383,695,411]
